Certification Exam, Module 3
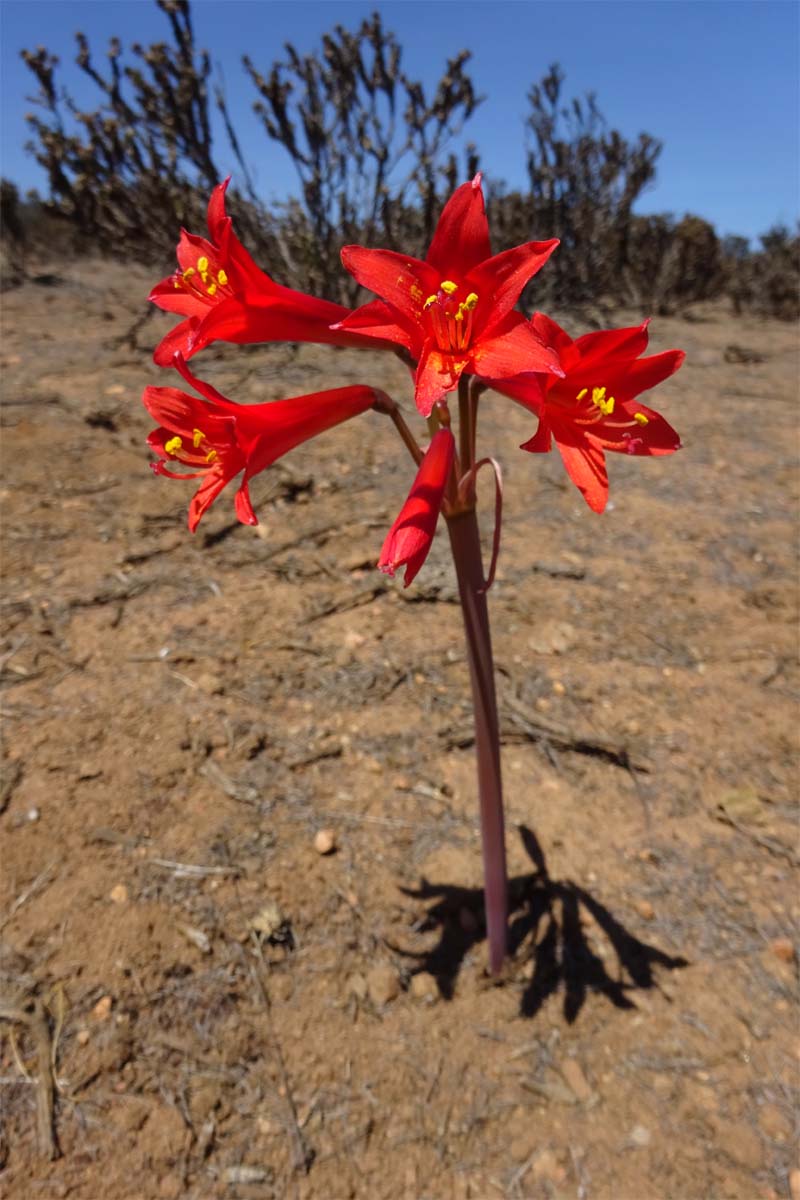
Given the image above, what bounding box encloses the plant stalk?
[446,507,508,973]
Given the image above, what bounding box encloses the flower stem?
[446,506,508,974]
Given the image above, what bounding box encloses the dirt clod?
[367,964,400,1006]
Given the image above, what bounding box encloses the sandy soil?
[0,260,798,1200]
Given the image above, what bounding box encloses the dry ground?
[0,260,798,1200]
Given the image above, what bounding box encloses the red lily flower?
[142,355,377,531]
[149,178,387,366]
[335,174,564,417]
[494,315,684,513]
[378,429,455,586]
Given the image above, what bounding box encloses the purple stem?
[446,507,508,973]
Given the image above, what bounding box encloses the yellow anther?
[183,267,196,278]
[464,292,478,310]
[634,412,649,425]
[192,428,206,448]
[440,280,458,295]
[591,386,615,415]
[205,449,218,463]
[207,283,217,296]
[423,294,438,310]
[217,269,228,287]
[197,256,209,272]
[200,271,209,284]
[165,436,183,456]
[577,387,588,401]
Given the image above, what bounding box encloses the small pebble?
[314,828,337,855]
[630,1124,652,1147]
[109,884,129,904]
[76,1029,90,1046]
[346,973,368,1001]
[367,963,400,1006]
[551,680,566,696]
[91,995,112,1022]
[561,1058,593,1102]
[634,899,655,920]
[409,972,438,1003]
[26,807,40,822]
[769,937,795,963]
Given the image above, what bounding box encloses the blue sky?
[1,0,797,243]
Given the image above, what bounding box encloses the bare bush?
[243,11,481,302]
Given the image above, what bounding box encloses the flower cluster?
[144,175,683,581]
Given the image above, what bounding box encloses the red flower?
[335,174,564,417]
[378,429,455,586]
[149,179,384,366]
[143,355,377,531]
[495,315,684,513]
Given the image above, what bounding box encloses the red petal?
[604,348,685,400]
[378,429,455,587]
[555,436,609,513]
[206,177,231,243]
[243,385,377,473]
[334,299,418,355]
[486,370,547,417]
[530,312,574,356]
[414,341,465,416]
[595,403,682,456]
[572,321,651,370]
[467,239,559,332]
[425,174,491,278]
[141,385,234,442]
[187,465,238,533]
[148,278,208,319]
[471,315,564,381]
[519,417,552,453]
[153,318,199,366]
[187,296,361,357]
[340,246,437,325]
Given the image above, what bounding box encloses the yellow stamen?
[217,269,228,287]
[207,283,217,296]
[463,292,478,310]
[577,387,588,400]
[192,428,206,448]
[440,280,458,295]
[197,256,209,273]
[205,449,218,463]
[591,386,615,415]
[183,267,195,278]
[423,294,438,309]
[634,412,649,425]
[165,436,182,456]
[200,271,208,284]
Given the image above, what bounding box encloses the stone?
[109,884,129,904]
[409,972,438,1003]
[757,1102,791,1141]
[367,964,400,1006]
[633,899,655,920]
[91,995,112,1022]
[629,1124,651,1147]
[768,936,795,963]
[716,1122,763,1170]
[560,1058,593,1103]
[527,620,577,656]
[314,828,337,855]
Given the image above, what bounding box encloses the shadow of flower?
[399,824,688,1020]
